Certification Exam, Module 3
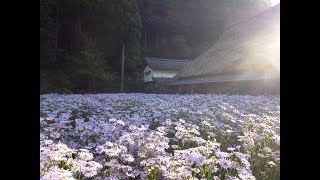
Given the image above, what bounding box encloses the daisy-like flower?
[95,145,105,154]
[60,169,74,178]
[268,161,276,167]
[66,158,74,167]
[185,155,195,165]
[157,126,166,132]
[40,93,279,179]
[257,153,265,158]
[226,129,233,133]
[263,147,272,153]
[104,148,117,156]
[195,155,206,165]
[105,141,113,147]
[43,139,53,146]
[46,117,54,121]
[179,119,186,124]
[145,143,155,149]
[239,174,256,180]
[83,166,97,178]
[273,135,280,145]
[226,175,240,180]
[117,120,125,126]
[105,159,119,172]
[213,166,219,173]
[216,151,231,159]
[126,169,140,177]
[105,176,118,180]
[122,154,135,162]
[164,119,172,126]
[181,167,192,178]
[87,161,103,170]
[218,158,232,169]
[78,151,93,161]
[238,173,249,180]
[109,118,116,122]
[239,157,250,166]
[51,132,60,139]
[42,166,75,180]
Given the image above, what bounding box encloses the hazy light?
[270,0,280,6]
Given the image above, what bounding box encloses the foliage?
[140,0,271,59]
[40,0,143,94]
[143,83,168,94]
[40,0,272,93]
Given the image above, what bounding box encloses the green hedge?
[40,79,170,94]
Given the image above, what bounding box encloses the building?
[143,57,192,84]
[167,4,280,94]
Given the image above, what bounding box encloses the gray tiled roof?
[145,57,192,71]
[151,77,175,85]
[167,72,279,85]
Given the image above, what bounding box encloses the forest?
[40,0,272,94]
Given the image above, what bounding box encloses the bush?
[143,83,168,94]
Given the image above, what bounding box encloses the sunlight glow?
[270,0,280,6]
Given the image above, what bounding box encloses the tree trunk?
[120,43,125,92]
[154,31,157,48]
[72,14,81,56]
[156,32,159,48]
[56,0,81,56]
[144,29,147,48]
[57,0,67,51]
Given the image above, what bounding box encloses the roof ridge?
[224,4,280,32]
[145,57,191,62]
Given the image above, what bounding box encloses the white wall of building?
[153,70,178,78]
[143,65,179,82]
[143,66,153,82]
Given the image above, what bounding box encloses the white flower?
[213,166,219,173]
[268,161,276,167]
[117,120,125,126]
[218,158,232,169]
[126,169,140,177]
[185,155,195,165]
[227,147,236,151]
[216,151,231,158]
[263,147,272,153]
[109,118,116,122]
[78,151,93,161]
[122,154,135,162]
[195,155,206,165]
[40,93,280,180]
[83,167,97,178]
[51,132,60,139]
[96,145,105,154]
[226,129,233,133]
[257,153,265,158]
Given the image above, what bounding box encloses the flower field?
[40,93,280,180]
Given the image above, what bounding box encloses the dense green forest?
[40,0,271,94]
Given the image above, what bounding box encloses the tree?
[40,0,271,94]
